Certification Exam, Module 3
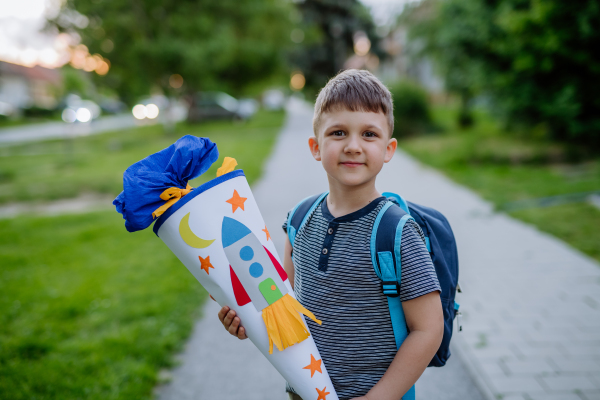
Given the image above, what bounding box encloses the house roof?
[0,61,61,83]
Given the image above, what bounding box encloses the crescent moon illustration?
[179,213,216,248]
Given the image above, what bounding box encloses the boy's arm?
[356,291,444,400]
[217,232,296,339]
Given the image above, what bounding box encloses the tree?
[288,0,381,92]
[49,0,294,104]
[407,0,600,147]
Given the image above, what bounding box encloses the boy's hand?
[217,306,248,340]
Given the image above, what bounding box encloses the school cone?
[114,136,338,400]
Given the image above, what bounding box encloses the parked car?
[60,94,101,123]
[262,89,286,111]
[187,92,257,123]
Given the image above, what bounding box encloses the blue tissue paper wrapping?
[114,135,219,232]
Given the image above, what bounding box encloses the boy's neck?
[326,178,381,218]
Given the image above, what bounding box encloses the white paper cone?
[154,170,338,400]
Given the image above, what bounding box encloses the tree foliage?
[388,80,432,138]
[289,0,380,92]
[50,0,294,103]
[407,0,600,147]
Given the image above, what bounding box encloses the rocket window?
[239,246,254,261]
[249,262,264,278]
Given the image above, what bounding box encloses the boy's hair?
[313,69,394,136]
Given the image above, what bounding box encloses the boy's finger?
[217,306,230,323]
[223,310,236,328]
[228,316,240,336]
[237,326,247,340]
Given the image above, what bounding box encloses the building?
[0,61,62,113]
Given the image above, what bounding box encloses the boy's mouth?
[339,161,365,167]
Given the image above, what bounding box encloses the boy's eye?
[363,131,377,138]
[331,130,345,136]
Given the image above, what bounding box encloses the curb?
[451,335,497,400]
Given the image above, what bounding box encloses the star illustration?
[198,255,214,274]
[226,190,247,213]
[303,354,322,377]
[262,226,271,241]
[316,387,330,400]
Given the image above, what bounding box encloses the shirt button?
[328,228,334,234]
[322,248,328,255]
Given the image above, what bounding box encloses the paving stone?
[513,343,565,358]
[503,359,557,375]
[471,345,518,360]
[526,328,575,342]
[550,357,600,373]
[580,390,600,400]
[527,393,585,400]
[562,345,600,357]
[499,395,527,400]
[571,331,600,342]
[488,376,545,393]
[589,373,600,390]
[540,375,597,391]
[479,360,507,376]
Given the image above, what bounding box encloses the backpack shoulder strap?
[371,195,416,400]
[287,192,328,247]
[382,191,411,215]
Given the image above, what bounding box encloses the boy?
[218,69,443,400]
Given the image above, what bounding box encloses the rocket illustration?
[221,216,322,354]
[222,216,289,312]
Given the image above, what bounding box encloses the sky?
[0,0,73,68]
[361,0,416,26]
[0,0,413,69]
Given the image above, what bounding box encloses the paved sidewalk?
[0,194,114,219]
[0,114,137,146]
[157,98,485,399]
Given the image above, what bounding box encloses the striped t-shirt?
[282,196,440,399]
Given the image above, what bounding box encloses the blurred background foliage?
[288,0,381,94]
[388,80,434,138]
[49,0,295,103]
[405,0,600,149]
[47,0,382,103]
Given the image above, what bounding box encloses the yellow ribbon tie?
[216,157,238,177]
[152,183,193,218]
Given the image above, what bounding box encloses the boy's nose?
[344,136,362,153]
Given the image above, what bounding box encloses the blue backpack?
[287,192,461,400]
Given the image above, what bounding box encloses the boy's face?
[309,108,397,189]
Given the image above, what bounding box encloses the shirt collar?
[321,196,386,223]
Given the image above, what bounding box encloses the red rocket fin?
[230,265,251,306]
[263,246,288,281]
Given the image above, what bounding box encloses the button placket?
[318,222,337,272]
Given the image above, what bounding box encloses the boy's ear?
[384,138,397,163]
[308,136,321,161]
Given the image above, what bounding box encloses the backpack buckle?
[382,281,400,297]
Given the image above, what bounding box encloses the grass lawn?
[399,106,600,262]
[0,110,285,204]
[0,116,61,129]
[0,110,285,399]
